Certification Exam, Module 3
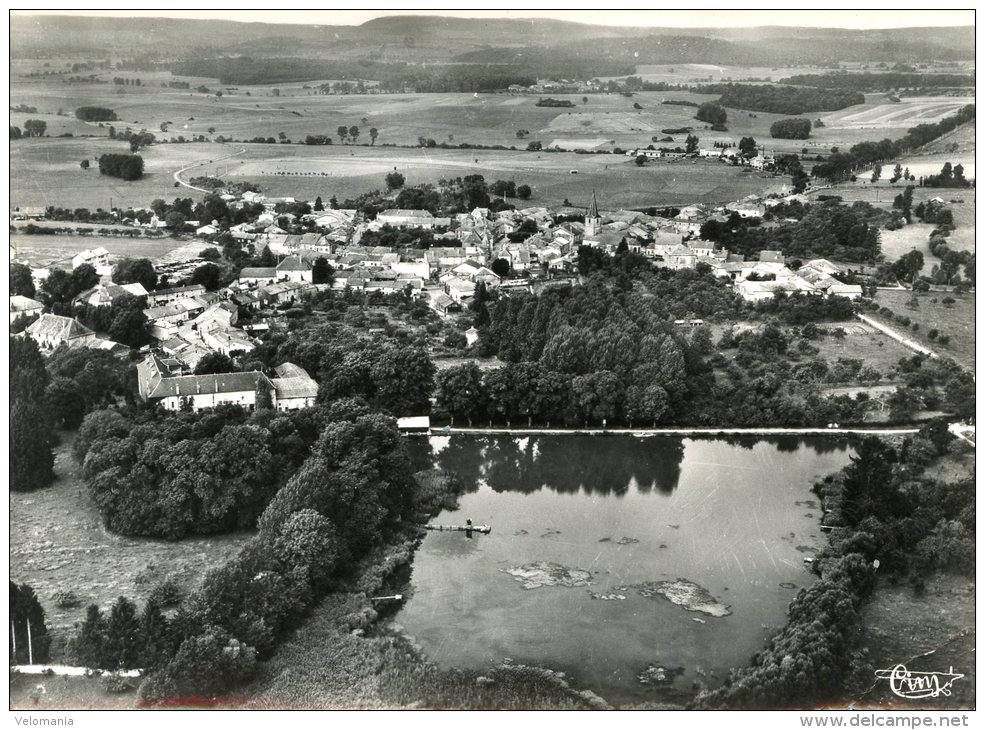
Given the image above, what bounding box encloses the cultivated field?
[9,232,188,268]
[871,289,975,370]
[820,96,973,131]
[10,433,253,661]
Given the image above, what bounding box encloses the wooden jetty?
[424,523,491,534]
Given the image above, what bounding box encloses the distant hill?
[10,13,974,70]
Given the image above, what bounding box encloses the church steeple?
[585,190,602,237]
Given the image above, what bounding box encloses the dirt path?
[173,146,247,191]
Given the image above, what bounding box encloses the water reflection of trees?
[431,436,686,496]
[706,435,853,455]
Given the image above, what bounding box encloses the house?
[199,326,257,357]
[196,224,218,236]
[25,314,96,350]
[429,292,461,316]
[238,267,278,285]
[9,295,44,324]
[377,209,437,229]
[147,284,207,307]
[444,277,476,302]
[71,247,110,272]
[276,255,313,283]
[735,276,819,302]
[271,363,319,411]
[72,282,148,308]
[137,355,272,412]
[758,250,786,265]
[465,326,480,347]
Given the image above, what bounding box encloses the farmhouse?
[271,363,319,411]
[137,355,318,412]
[73,282,148,308]
[147,284,207,307]
[239,267,278,285]
[72,247,110,270]
[276,255,314,282]
[377,209,437,229]
[9,295,43,324]
[25,314,97,350]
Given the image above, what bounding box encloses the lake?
[399,434,855,706]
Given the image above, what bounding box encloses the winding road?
[172,147,247,192]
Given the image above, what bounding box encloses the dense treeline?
[78,405,332,539]
[698,83,864,114]
[769,118,812,139]
[172,57,556,93]
[811,105,975,183]
[44,346,132,429]
[75,106,118,122]
[698,422,974,708]
[10,337,56,492]
[700,201,883,263]
[249,324,435,417]
[136,410,423,702]
[783,72,975,91]
[441,269,865,428]
[98,153,144,181]
[695,101,727,125]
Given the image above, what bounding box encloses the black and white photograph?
[7,8,976,720]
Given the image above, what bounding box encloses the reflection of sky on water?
[398,435,855,706]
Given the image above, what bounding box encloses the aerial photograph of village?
[8,8,976,720]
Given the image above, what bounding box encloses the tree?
[685,134,699,154]
[105,597,142,669]
[369,127,379,145]
[44,377,88,429]
[108,300,151,348]
[194,352,236,375]
[10,582,50,665]
[10,262,35,297]
[738,137,757,157]
[696,101,727,125]
[23,119,46,137]
[635,154,647,166]
[80,158,90,170]
[74,604,109,669]
[112,257,157,291]
[582,96,588,104]
[770,118,812,140]
[312,257,334,285]
[517,184,532,200]
[10,125,22,139]
[491,258,511,278]
[314,196,324,211]
[199,247,222,262]
[385,172,405,190]
[165,211,187,230]
[348,126,359,144]
[190,263,221,291]
[256,380,274,410]
[337,125,348,143]
[138,600,170,669]
[870,164,882,183]
[435,363,487,426]
[10,399,55,492]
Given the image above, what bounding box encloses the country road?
[173,147,247,192]
[420,426,921,436]
[856,313,938,359]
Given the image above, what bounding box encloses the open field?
[10,432,253,661]
[10,672,137,710]
[9,233,188,268]
[852,574,975,709]
[13,73,972,157]
[808,323,917,376]
[180,142,778,209]
[9,138,212,210]
[871,289,975,370]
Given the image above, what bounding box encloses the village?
[11,164,868,415]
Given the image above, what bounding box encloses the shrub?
[103,672,136,694]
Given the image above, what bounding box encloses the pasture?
[182,143,776,209]
[871,289,975,371]
[9,138,211,210]
[10,433,253,662]
[820,96,973,131]
[9,233,187,268]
